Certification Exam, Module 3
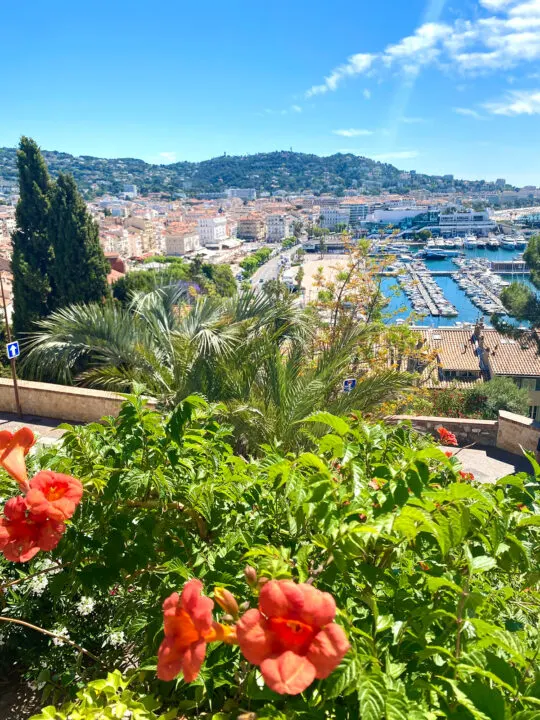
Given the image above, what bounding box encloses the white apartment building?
[165,230,201,256]
[197,216,228,247]
[266,214,292,242]
[320,206,350,230]
[438,210,496,237]
[226,188,257,201]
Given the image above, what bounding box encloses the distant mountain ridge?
[0,147,509,198]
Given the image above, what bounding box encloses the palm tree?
[23,286,412,452]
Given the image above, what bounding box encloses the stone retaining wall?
[389,411,540,457]
[497,410,540,457]
[389,415,499,447]
[0,378,153,423]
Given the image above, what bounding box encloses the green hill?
[0,147,506,198]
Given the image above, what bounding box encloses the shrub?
[0,397,538,718]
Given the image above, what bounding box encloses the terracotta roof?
[413,329,480,372]
[482,329,540,377]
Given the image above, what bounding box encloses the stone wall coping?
[499,410,539,428]
[0,377,121,401]
[388,415,497,428]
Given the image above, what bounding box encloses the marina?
[375,234,535,326]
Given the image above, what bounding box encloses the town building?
[320,206,350,230]
[226,188,257,201]
[165,226,201,256]
[197,216,228,247]
[236,216,265,242]
[266,213,292,242]
[438,210,496,237]
[408,322,540,419]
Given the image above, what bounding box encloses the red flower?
[157,579,235,683]
[25,471,83,522]
[444,451,453,458]
[0,427,36,489]
[458,471,474,481]
[437,427,458,447]
[236,579,349,695]
[0,496,64,563]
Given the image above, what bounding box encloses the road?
[251,246,298,286]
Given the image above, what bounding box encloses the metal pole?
[0,273,22,418]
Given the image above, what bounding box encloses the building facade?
[165,230,201,256]
[197,216,228,247]
[237,217,265,242]
[266,213,292,242]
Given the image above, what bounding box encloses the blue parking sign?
[6,341,20,360]
[343,378,356,392]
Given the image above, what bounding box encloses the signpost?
[343,378,357,393]
[0,273,22,418]
[7,341,19,360]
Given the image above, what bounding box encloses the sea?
[380,245,537,327]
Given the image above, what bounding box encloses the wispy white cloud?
[454,107,483,118]
[291,104,302,113]
[159,152,177,163]
[306,53,374,97]
[372,150,419,161]
[484,88,540,114]
[363,88,372,99]
[304,1,540,97]
[332,128,374,137]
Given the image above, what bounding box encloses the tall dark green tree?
[11,137,52,335]
[48,173,110,308]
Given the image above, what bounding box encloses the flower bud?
[244,565,257,587]
[214,587,239,618]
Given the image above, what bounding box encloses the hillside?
[0,147,505,198]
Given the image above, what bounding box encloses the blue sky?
[1,0,540,185]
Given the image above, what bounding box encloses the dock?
[410,271,441,316]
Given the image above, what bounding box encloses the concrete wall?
[0,378,138,423]
[389,415,499,447]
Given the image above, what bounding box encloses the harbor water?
[380,245,537,327]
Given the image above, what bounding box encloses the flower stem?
[0,616,106,667]
[0,562,66,592]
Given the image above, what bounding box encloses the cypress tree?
[11,137,52,335]
[48,173,110,308]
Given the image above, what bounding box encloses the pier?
[410,271,440,316]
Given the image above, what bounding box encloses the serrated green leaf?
[358,668,386,720]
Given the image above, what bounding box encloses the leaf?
[425,576,462,595]
[437,677,491,720]
[301,412,351,436]
[470,556,497,574]
[386,690,409,720]
[358,668,387,720]
[517,516,540,528]
[324,654,361,699]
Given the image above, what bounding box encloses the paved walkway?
[443,445,532,483]
[0,412,67,448]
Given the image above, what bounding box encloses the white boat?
[501,238,516,249]
[464,235,478,249]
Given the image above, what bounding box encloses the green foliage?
[112,260,235,306]
[48,173,110,309]
[22,288,411,452]
[12,137,52,335]
[500,236,540,327]
[0,400,538,719]
[30,671,175,719]
[0,147,502,196]
[427,378,530,420]
[239,247,272,277]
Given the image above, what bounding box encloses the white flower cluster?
[37,559,61,575]
[27,574,49,596]
[52,627,70,647]
[76,596,96,616]
[106,630,126,648]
